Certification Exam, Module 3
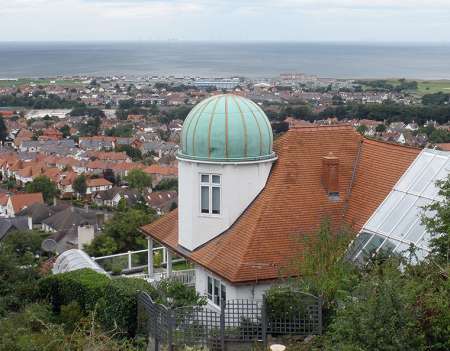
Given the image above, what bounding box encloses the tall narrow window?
[207,277,213,300]
[206,275,227,307]
[213,278,220,305]
[201,186,209,214]
[200,174,221,215]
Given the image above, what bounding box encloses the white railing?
[132,269,196,287]
[91,247,184,272]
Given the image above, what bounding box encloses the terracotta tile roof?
[143,164,178,176]
[436,143,450,151]
[86,160,110,170]
[146,191,177,208]
[141,126,420,283]
[87,151,129,161]
[10,193,44,213]
[59,171,78,186]
[0,193,8,206]
[343,139,419,230]
[86,178,112,187]
[110,162,144,171]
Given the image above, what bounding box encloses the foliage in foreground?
[286,178,450,351]
[39,268,205,336]
[0,303,144,351]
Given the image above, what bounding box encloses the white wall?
[178,159,274,251]
[195,265,272,309]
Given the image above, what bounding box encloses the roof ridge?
[361,137,421,152]
[288,124,354,131]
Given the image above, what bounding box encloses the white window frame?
[199,173,221,216]
[207,275,226,307]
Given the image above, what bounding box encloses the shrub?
[155,279,206,308]
[99,277,158,336]
[38,269,110,313]
[59,301,83,331]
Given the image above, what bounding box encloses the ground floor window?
[207,276,226,307]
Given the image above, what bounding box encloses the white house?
[141,94,448,309]
[85,178,113,195]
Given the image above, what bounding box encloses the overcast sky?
[1,0,449,42]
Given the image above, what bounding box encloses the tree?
[375,123,387,133]
[115,145,142,161]
[154,178,178,191]
[0,116,8,142]
[326,260,427,350]
[332,95,344,105]
[103,169,116,185]
[356,124,368,135]
[0,230,46,315]
[73,175,87,197]
[84,208,156,256]
[125,169,152,191]
[25,176,58,204]
[59,125,71,138]
[422,175,450,264]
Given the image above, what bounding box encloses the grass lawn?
[416,80,450,94]
[358,78,450,96]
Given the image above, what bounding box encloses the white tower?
[177,95,277,251]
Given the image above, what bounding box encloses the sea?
[0,41,450,79]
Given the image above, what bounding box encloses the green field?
[0,78,84,88]
[361,78,450,96]
[416,80,450,94]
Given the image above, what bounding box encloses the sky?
[1,0,450,42]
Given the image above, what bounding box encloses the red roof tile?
[86,178,112,187]
[141,126,420,283]
[10,193,44,213]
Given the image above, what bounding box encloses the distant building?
[7,193,44,217]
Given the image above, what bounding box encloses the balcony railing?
[91,248,195,287]
[91,247,184,273]
[133,269,196,287]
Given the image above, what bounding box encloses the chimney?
[77,224,95,249]
[321,152,339,197]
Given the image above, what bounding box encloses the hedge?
[99,277,158,336]
[38,268,205,337]
[38,269,110,313]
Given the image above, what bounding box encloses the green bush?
[154,279,206,308]
[38,269,110,313]
[99,277,158,336]
[59,301,84,331]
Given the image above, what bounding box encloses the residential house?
[0,193,9,217]
[0,216,31,241]
[141,94,441,308]
[85,178,113,195]
[7,192,44,217]
[143,164,177,186]
[41,206,108,252]
[93,187,140,208]
[146,190,177,214]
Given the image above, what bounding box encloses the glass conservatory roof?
[53,249,108,275]
[347,148,449,265]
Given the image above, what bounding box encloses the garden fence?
[137,290,322,351]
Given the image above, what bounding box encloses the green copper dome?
[179,94,275,162]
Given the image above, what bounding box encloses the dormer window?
[200,174,221,215]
